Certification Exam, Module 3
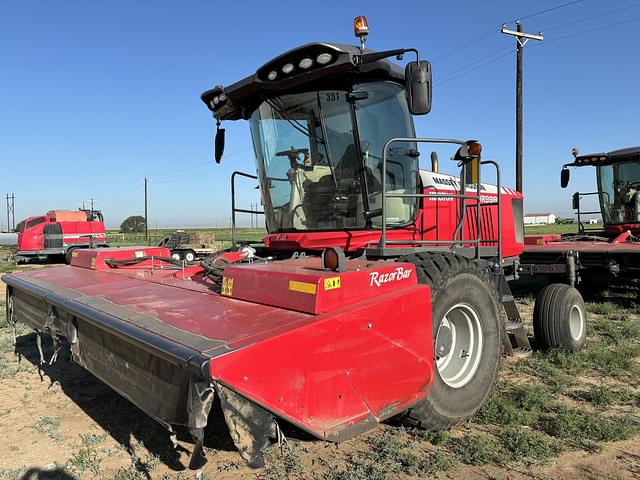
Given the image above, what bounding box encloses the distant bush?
[120,215,146,233]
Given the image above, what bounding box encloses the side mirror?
[572,192,580,210]
[215,127,225,163]
[405,61,432,115]
[561,168,570,188]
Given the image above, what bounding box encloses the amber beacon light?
[354,16,369,51]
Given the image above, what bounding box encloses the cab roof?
[201,42,405,121]
[570,146,640,167]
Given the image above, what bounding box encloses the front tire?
[398,253,503,430]
[183,250,196,262]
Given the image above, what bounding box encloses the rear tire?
[170,251,182,261]
[533,283,586,351]
[184,250,196,262]
[398,253,503,431]
[64,248,76,264]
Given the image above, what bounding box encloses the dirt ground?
[0,250,638,479]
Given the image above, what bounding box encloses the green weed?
[259,447,303,480]
[571,384,635,408]
[452,434,503,466]
[79,432,108,447]
[0,466,25,480]
[586,302,619,315]
[322,462,387,480]
[475,384,554,426]
[34,415,63,443]
[412,429,449,445]
[112,455,160,480]
[68,448,101,476]
[499,428,563,461]
[540,407,637,446]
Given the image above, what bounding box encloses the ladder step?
[502,294,515,303]
[511,347,533,358]
[505,318,524,331]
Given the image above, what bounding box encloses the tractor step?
[502,294,515,303]
[504,317,524,331]
[511,347,533,358]
[496,274,533,357]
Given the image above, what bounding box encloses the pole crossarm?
[500,26,544,41]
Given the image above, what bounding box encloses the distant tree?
[120,215,146,233]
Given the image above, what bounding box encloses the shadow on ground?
[11,334,244,474]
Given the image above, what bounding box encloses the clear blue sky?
[1,0,639,228]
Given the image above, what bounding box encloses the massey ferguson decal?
[369,266,412,287]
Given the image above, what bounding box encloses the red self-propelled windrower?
[3,17,589,470]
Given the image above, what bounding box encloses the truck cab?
[15,210,109,262]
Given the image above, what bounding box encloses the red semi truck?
[15,209,108,263]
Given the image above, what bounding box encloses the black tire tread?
[533,283,586,351]
[397,252,504,431]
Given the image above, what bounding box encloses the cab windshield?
[250,81,418,232]
[597,162,640,224]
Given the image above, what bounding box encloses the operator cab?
[202,33,432,237]
[561,146,640,233]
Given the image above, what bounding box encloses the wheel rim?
[569,304,585,341]
[435,303,484,389]
[185,253,195,262]
[171,253,181,260]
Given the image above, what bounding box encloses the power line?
[435,46,512,84]
[435,50,512,86]
[541,2,640,32]
[436,6,640,86]
[504,0,586,25]
[432,28,496,63]
[532,13,640,47]
[433,0,588,64]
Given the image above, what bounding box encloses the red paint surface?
[224,257,417,314]
[264,185,524,259]
[71,246,171,270]
[211,285,432,438]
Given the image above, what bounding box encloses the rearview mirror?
[405,61,432,115]
[561,168,570,188]
[215,127,225,163]
[572,192,580,210]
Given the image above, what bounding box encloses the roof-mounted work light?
[354,16,369,52]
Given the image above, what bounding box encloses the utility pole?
[144,177,148,243]
[5,193,15,232]
[501,21,543,193]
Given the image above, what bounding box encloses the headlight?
[316,53,332,65]
[299,58,313,69]
[267,70,277,81]
[282,63,294,74]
